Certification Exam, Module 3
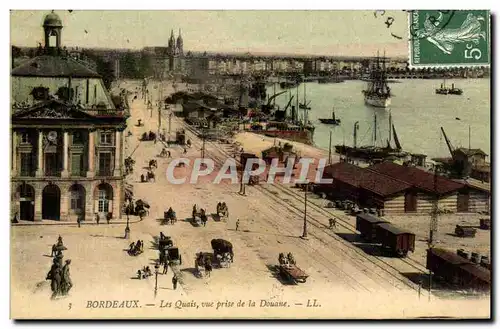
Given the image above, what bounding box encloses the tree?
[96,59,114,90]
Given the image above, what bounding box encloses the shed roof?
[369,161,465,195]
[377,222,413,236]
[323,162,412,197]
[11,55,101,78]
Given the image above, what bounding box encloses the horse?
[147,171,156,183]
[204,263,212,277]
[278,253,288,266]
[192,205,199,219]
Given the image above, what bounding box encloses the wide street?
[10,80,489,319]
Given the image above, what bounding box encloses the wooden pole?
[328,130,332,165]
[302,183,308,238]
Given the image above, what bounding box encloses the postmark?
[408,10,490,68]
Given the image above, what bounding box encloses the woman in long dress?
[416,13,487,55]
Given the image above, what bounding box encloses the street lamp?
[428,163,442,301]
[154,262,160,298]
[301,182,308,239]
[124,212,130,239]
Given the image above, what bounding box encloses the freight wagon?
[427,248,491,290]
[355,214,415,257]
[356,213,389,242]
[375,223,415,257]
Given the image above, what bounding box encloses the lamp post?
[428,164,441,301]
[301,182,308,239]
[154,262,160,298]
[124,212,130,239]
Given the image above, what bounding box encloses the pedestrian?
[163,262,168,274]
[140,240,144,253]
[106,214,110,225]
[235,219,240,231]
[172,275,178,290]
[77,215,81,228]
[95,212,100,225]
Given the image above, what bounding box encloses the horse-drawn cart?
[278,264,308,283]
[216,202,229,221]
[191,205,206,226]
[162,208,177,225]
[277,252,308,283]
[211,239,234,267]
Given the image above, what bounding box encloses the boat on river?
[319,108,341,125]
[362,54,391,108]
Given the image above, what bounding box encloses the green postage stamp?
[409,10,490,67]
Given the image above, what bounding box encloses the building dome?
[43,11,63,28]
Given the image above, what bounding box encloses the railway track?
[176,119,429,294]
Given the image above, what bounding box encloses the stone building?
[10,11,129,222]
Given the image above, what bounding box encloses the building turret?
[176,29,183,56]
[43,10,63,54]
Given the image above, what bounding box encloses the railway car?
[356,213,389,242]
[374,223,415,257]
[427,248,491,290]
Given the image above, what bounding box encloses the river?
[267,79,490,160]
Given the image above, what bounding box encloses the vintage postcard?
[10,10,491,319]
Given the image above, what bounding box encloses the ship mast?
[389,111,392,145]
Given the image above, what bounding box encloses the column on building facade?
[86,130,95,178]
[34,187,42,221]
[112,181,122,220]
[35,130,44,177]
[11,131,17,176]
[61,131,69,178]
[113,130,122,177]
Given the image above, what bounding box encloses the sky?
[10,10,408,57]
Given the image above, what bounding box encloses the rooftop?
[11,55,101,78]
[323,162,412,197]
[369,161,465,195]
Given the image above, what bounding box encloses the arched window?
[96,183,113,213]
[98,189,109,212]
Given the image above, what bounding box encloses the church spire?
[176,28,183,56]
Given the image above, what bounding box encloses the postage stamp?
[408,10,490,68]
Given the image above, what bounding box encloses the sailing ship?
[319,108,341,125]
[362,54,391,108]
[334,113,407,161]
[299,83,311,110]
[250,88,315,145]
